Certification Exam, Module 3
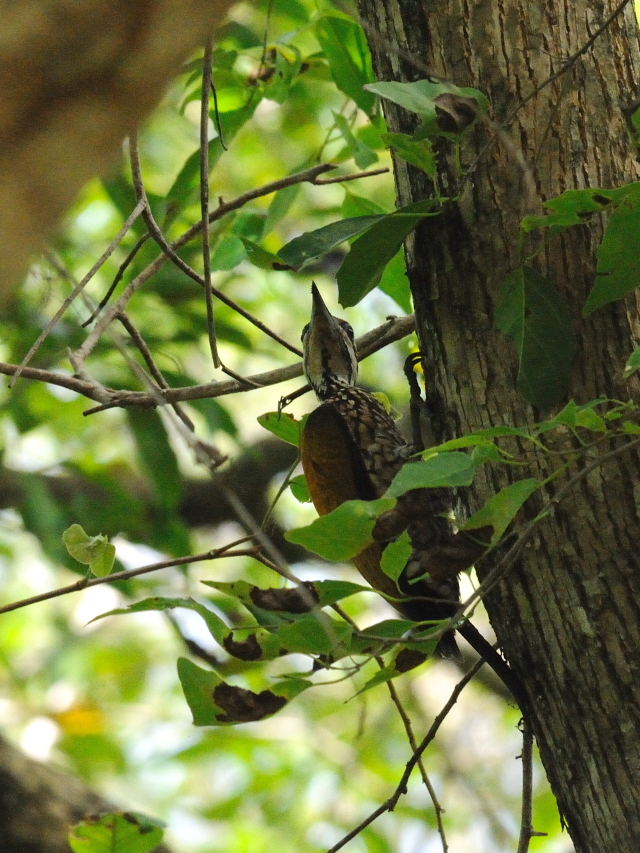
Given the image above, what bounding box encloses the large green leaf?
[586,186,640,314]
[384,452,478,497]
[69,812,165,853]
[496,265,576,409]
[315,15,375,114]
[258,411,306,447]
[278,215,383,269]
[463,479,539,543]
[381,132,438,176]
[337,198,440,307]
[365,79,487,137]
[285,498,395,560]
[332,112,378,169]
[521,183,640,237]
[178,658,311,725]
[91,596,229,643]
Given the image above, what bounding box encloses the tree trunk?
[357,1,640,850]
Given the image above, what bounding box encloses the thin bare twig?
[517,716,543,853]
[315,167,389,184]
[80,314,417,413]
[82,233,150,327]
[116,312,196,431]
[386,679,449,852]
[0,547,263,617]
[10,201,145,387]
[73,163,331,363]
[210,78,227,150]
[73,160,390,365]
[0,313,414,412]
[200,37,221,369]
[0,362,105,400]
[327,659,484,853]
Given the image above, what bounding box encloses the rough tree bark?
[357,1,640,851]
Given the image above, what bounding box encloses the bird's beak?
[309,282,340,338]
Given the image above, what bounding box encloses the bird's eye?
[342,321,354,339]
[301,322,309,342]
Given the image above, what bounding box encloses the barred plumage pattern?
[300,285,463,654]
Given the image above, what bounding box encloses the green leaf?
[521,184,640,237]
[240,237,288,270]
[337,198,440,307]
[258,411,305,446]
[177,658,226,725]
[312,579,369,606]
[341,189,386,218]
[69,812,165,853]
[495,265,577,409]
[285,498,396,560]
[263,181,301,237]
[277,612,352,655]
[365,79,487,137]
[178,658,310,725]
[62,524,116,578]
[359,619,414,640]
[377,249,412,313]
[463,479,539,543]
[585,186,640,315]
[381,132,437,176]
[380,531,412,582]
[384,452,478,498]
[278,215,383,269]
[210,234,247,270]
[315,15,375,114]
[289,474,311,503]
[90,596,228,643]
[545,400,608,432]
[624,347,640,378]
[333,112,378,169]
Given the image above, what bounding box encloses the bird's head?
[302,283,358,398]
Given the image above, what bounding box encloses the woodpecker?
[299,285,530,717]
[300,283,461,654]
